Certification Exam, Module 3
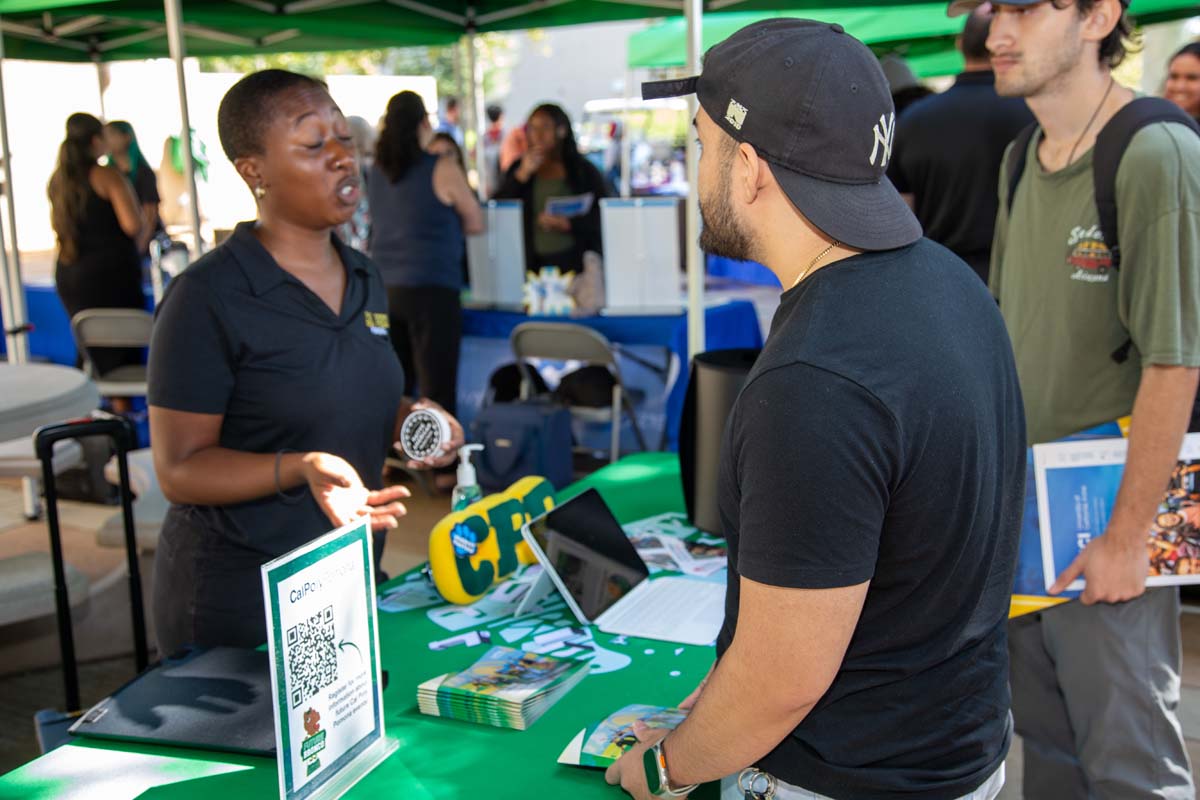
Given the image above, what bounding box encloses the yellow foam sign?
[427,476,557,605]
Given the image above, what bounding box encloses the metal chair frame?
[510,322,647,463]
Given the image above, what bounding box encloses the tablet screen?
[526,489,649,620]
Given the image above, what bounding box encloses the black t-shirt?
[130,161,161,206]
[716,239,1025,799]
[128,161,165,238]
[888,71,1033,282]
[147,221,405,556]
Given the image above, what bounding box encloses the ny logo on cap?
[869,112,895,168]
[725,99,748,131]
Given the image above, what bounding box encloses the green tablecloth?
[0,454,713,800]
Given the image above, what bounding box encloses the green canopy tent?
[0,0,681,361]
[0,0,1035,363]
[628,0,1200,74]
[629,3,966,74]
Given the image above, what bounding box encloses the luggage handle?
[34,413,148,712]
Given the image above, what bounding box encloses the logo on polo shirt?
[1066,225,1113,283]
[364,311,390,336]
[725,99,748,130]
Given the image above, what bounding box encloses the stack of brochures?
[416,646,589,730]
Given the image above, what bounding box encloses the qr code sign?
[287,605,338,709]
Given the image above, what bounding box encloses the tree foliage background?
[198,33,518,102]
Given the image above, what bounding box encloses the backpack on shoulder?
[1004,97,1200,430]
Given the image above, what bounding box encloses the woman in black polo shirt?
[147,70,463,654]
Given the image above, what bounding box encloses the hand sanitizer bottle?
[451,444,485,511]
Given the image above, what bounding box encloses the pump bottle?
[451,444,485,511]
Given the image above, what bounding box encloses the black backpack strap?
[1092,98,1200,364]
[1006,122,1039,217]
[1093,96,1200,272]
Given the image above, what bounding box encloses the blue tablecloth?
[707,255,781,288]
[463,300,763,450]
[7,282,763,451]
[2,280,153,366]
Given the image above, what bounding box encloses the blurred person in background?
[494,103,610,274]
[436,96,464,147]
[1165,42,1200,123]
[337,115,377,251]
[888,6,1033,283]
[104,120,161,257]
[428,130,472,288]
[880,53,934,117]
[429,131,467,170]
[50,112,145,410]
[369,91,482,474]
[498,118,528,182]
[484,104,505,192]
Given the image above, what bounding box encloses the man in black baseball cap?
[604,19,1025,800]
[954,1,1198,799]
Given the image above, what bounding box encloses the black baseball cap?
[643,18,921,252]
[947,0,1128,16]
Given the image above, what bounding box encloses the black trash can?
[679,348,761,535]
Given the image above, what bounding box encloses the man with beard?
[951,0,1200,796]
[604,19,1026,800]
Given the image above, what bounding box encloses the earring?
[254,184,266,199]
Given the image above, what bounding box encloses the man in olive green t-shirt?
[968,0,1200,797]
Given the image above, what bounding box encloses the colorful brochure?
[558,704,689,769]
[416,646,589,730]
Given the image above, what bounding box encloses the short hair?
[960,9,991,61]
[217,69,326,162]
[445,96,459,112]
[486,104,503,124]
[1053,0,1138,68]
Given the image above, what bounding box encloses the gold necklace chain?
[791,240,841,289]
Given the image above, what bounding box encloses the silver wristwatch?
[643,740,699,798]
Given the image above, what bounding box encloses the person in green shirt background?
[974,0,1200,796]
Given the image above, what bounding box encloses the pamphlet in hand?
[416,646,589,730]
[1032,429,1200,593]
[558,704,689,769]
[544,193,595,218]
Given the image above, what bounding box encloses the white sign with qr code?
[262,518,397,800]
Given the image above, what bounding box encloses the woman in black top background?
[105,120,162,256]
[48,112,145,384]
[494,103,611,274]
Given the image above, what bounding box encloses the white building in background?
[498,21,644,126]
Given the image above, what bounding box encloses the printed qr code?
[286,605,338,709]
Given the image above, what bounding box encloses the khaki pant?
[718,764,1005,800]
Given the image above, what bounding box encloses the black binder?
[69,647,276,757]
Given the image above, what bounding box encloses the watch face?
[643,747,663,794]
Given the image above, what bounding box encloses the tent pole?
[684,0,704,359]
[467,32,487,198]
[164,0,204,256]
[620,70,632,198]
[0,18,29,364]
[95,59,106,120]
